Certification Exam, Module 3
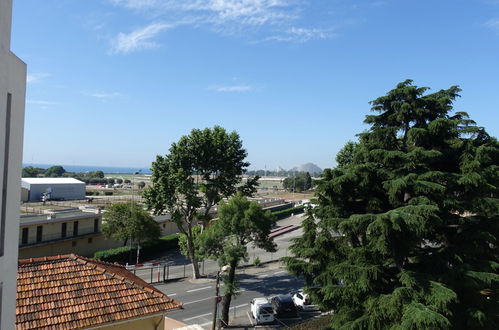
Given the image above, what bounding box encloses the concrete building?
[18,208,122,259]
[0,0,27,329]
[21,177,86,202]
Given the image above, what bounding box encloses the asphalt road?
[130,214,305,283]
[156,265,317,329]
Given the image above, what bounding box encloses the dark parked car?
[271,295,299,319]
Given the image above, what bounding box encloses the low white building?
[21,178,86,202]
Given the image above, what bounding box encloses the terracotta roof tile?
[17,254,182,330]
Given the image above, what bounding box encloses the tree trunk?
[220,260,238,326]
[186,230,201,279]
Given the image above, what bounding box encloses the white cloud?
[110,0,294,32]
[210,84,254,92]
[265,26,333,42]
[485,18,499,32]
[26,100,58,105]
[85,92,123,98]
[111,22,172,54]
[109,1,345,48]
[27,73,50,84]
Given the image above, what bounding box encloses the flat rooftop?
[22,178,84,184]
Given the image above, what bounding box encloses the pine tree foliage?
[284,80,499,329]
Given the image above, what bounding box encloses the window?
[0,93,12,257]
[36,226,43,242]
[73,221,78,236]
[88,237,93,244]
[93,218,99,233]
[61,222,67,238]
[21,228,28,245]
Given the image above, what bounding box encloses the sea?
[22,163,152,174]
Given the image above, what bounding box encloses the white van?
[250,298,274,325]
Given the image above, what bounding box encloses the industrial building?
[21,177,86,202]
[0,0,27,329]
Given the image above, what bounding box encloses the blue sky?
[11,0,499,171]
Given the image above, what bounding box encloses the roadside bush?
[104,191,113,196]
[272,205,305,220]
[253,256,261,267]
[86,191,94,196]
[289,316,332,330]
[94,191,100,196]
[94,233,180,263]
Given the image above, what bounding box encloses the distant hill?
[290,163,322,175]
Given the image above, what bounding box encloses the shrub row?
[94,233,179,263]
[272,205,305,220]
[289,316,332,330]
[86,191,100,196]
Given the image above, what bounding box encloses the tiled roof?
[17,254,182,329]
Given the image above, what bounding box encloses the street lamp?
[212,265,230,330]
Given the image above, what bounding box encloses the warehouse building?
[21,178,86,202]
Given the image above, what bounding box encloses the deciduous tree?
[143,126,258,279]
[102,202,160,247]
[199,194,276,326]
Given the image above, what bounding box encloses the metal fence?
[126,245,291,284]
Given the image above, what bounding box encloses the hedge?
[289,316,332,330]
[272,205,305,220]
[94,233,179,263]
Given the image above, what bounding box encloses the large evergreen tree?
[285,80,499,329]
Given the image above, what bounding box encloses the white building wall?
[27,182,86,201]
[0,1,27,329]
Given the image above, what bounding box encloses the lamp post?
[131,170,141,264]
[212,265,230,330]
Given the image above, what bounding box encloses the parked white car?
[250,298,274,324]
[292,291,316,311]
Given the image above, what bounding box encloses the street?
[156,264,319,329]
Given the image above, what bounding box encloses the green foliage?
[94,233,179,263]
[272,205,305,219]
[116,178,123,184]
[143,126,256,278]
[22,166,45,177]
[103,191,113,196]
[283,172,313,192]
[198,194,276,325]
[44,165,66,177]
[288,316,332,330]
[253,256,261,267]
[335,141,360,168]
[102,202,160,245]
[178,226,204,260]
[286,80,499,329]
[86,191,94,196]
[137,181,146,189]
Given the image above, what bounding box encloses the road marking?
[186,286,212,293]
[183,312,212,322]
[274,271,286,275]
[168,293,177,296]
[247,311,254,326]
[229,303,248,310]
[258,274,269,278]
[183,296,214,305]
